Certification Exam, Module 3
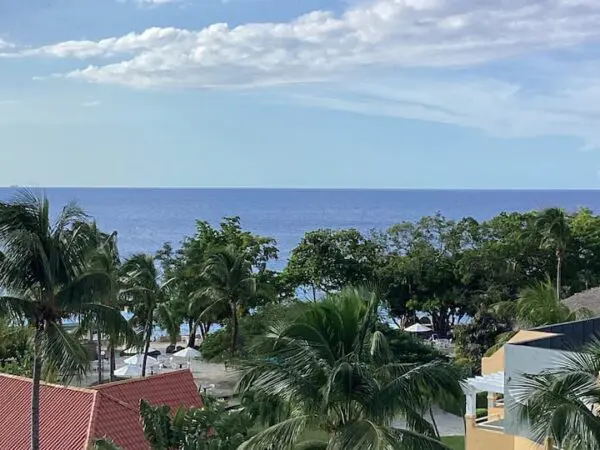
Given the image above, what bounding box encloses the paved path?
[392,406,465,436]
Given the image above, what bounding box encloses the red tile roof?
[0,370,203,450]
[92,370,203,450]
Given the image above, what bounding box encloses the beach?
[76,340,239,398]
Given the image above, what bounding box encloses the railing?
[475,414,504,431]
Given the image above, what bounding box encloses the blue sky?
[1,0,600,189]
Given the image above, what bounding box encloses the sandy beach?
[76,340,239,398]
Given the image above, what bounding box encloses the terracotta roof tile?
[0,374,95,450]
[0,370,203,450]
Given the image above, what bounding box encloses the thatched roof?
[563,287,600,315]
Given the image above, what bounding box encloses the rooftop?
[513,316,600,351]
[0,370,202,450]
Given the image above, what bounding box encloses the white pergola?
[461,371,505,416]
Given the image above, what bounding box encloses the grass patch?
[442,435,464,450]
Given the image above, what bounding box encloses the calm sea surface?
[1,188,599,270]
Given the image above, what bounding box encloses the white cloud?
[80,100,101,107]
[9,0,600,88]
[0,39,14,50]
[0,100,18,105]
[6,0,600,146]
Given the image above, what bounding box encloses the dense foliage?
[237,288,461,450]
[5,188,600,449]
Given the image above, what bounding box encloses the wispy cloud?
[0,100,18,105]
[290,69,600,147]
[81,100,101,107]
[7,0,600,88]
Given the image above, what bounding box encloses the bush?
[476,408,488,419]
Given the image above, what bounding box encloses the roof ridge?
[97,390,141,413]
[92,369,193,390]
[0,373,97,394]
[84,391,100,449]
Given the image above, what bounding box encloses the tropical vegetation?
[5,188,600,449]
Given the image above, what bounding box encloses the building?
[0,369,203,450]
[463,317,600,450]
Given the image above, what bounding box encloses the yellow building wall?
[514,436,544,450]
[465,417,514,450]
[466,418,548,450]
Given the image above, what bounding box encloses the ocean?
[1,188,599,269]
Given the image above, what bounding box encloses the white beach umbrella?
[404,323,432,333]
[114,365,142,378]
[124,354,159,367]
[173,347,202,359]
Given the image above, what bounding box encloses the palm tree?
[82,229,136,382]
[512,280,576,328]
[202,245,257,356]
[537,207,570,299]
[486,281,579,356]
[237,288,461,450]
[121,253,173,376]
[0,191,128,450]
[512,339,600,449]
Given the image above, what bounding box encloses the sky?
[1,0,600,189]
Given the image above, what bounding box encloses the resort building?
[0,369,203,449]
[463,317,600,450]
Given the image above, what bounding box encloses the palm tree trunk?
[31,324,43,450]
[230,302,239,356]
[428,405,440,439]
[109,343,116,382]
[97,328,102,385]
[556,250,562,300]
[142,313,153,377]
[188,319,196,348]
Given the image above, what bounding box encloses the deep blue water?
[1,188,599,270]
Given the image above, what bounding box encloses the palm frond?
[41,321,90,383]
[238,416,311,450]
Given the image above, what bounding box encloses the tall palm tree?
[0,191,128,450]
[82,229,136,382]
[237,288,461,450]
[537,207,570,299]
[121,253,173,376]
[202,245,257,356]
[512,339,600,449]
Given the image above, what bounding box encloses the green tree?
[202,245,258,356]
[453,311,512,374]
[0,191,128,450]
[284,229,382,300]
[512,339,600,449]
[536,207,571,299]
[377,215,480,334]
[121,253,174,376]
[157,217,278,347]
[237,288,461,450]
